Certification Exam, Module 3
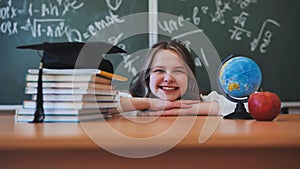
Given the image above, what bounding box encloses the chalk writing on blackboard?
[158,15,185,34]
[158,0,281,56]
[0,0,124,41]
[228,11,251,41]
[82,0,124,40]
[108,32,139,77]
[250,19,281,53]
[195,48,209,68]
[1,0,139,76]
[232,0,257,9]
[0,0,18,35]
[210,0,231,24]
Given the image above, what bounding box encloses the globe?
[218,56,262,98]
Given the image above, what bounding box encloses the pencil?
[28,68,128,81]
[99,70,128,81]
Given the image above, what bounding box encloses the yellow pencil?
[30,68,128,81]
[99,70,128,81]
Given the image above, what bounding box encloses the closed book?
[31,94,116,102]
[23,100,117,109]
[25,87,117,95]
[28,68,102,75]
[16,108,109,116]
[27,68,127,81]
[15,113,108,122]
[26,81,113,90]
[26,74,111,84]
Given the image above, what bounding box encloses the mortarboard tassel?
[31,61,45,123]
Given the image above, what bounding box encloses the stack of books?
[15,68,121,122]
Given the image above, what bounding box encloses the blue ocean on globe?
[218,56,262,98]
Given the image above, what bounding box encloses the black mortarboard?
[17,42,126,72]
[17,42,126,123]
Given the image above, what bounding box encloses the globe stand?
[223,95,253,120]
[224,101,253,119]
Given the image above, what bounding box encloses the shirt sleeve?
[116,91,138,117]
[201,91,248,116]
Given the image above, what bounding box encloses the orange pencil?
[29,68,128,81]
[99,70,128,81]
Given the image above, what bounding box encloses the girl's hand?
[148,99,201,111]
[139,101,220,116]
[120,97,201,113]
[139,107,198,116]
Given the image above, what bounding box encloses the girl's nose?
[164,73,175,83]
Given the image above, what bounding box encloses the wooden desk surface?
[1,114,300,169]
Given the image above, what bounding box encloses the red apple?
[248,92,281,121]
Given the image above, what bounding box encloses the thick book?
[28,68,102,75]
[31,94,116,102]
[23,100,118,109]
[16,108,109,116]
[15,113,108,122]
[28,68,127,81]
[26,74,111,84]
[26,81,113,90]
[25,87,118,95]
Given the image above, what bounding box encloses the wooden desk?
[0,114,300,169]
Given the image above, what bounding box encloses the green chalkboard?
[0,0,148,104]
[157,0,300,101]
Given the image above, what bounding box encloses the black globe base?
[223,101,253,119]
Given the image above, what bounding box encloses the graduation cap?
[17,42,126,123]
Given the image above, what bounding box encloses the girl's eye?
[152,69,165,73]
[174,69,185,74]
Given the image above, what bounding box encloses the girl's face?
[149,49,188,101]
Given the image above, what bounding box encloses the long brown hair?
[130,40,201,100]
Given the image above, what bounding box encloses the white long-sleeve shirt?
[201,91,249,116]
[118,91,246,117]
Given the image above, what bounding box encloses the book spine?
[25,87,117,95]
[23,101,117,109]
[31,94,115,101]
[26,74,111,84]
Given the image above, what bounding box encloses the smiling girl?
[116,40,235,116]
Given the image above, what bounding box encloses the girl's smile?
[149,49,188,101]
